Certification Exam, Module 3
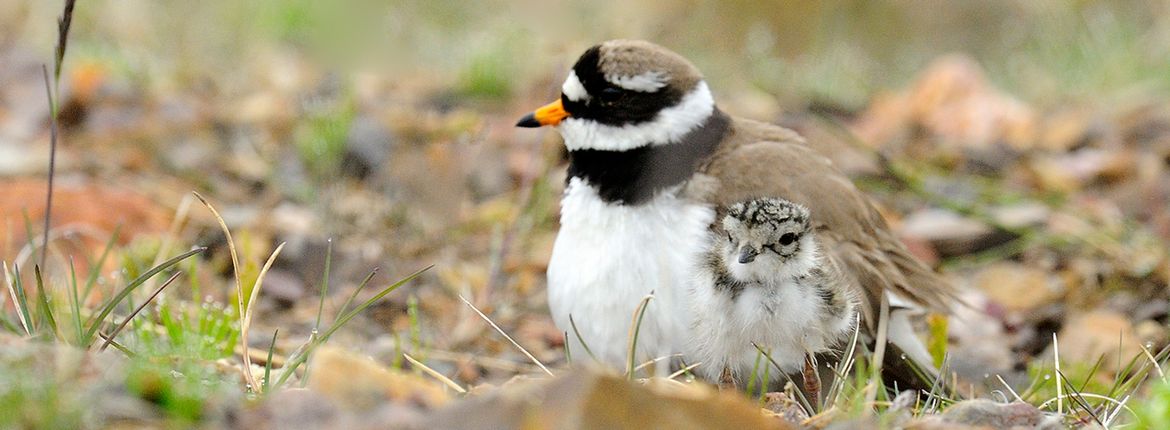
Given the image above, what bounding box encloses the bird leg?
[718,366,738,391]
[803,354,821,409]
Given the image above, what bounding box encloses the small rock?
[975,263,1064,312]
[0,179,171,270]
[421,370,791,430]
[1132,299,1169,322]
[309,347,450,413]
[925,399,1062,429]
[242,388,341,429]
[1136,320,1168,350]
[1040,109,1099,152]
[261,269,306,308]
[762,392,809,426]
[852,54,1037,151]
[341,114,395,180]
[898,209,1016,258]
[1057,311,1143,373]
[271,203,318,237]
[946,291,1018,388]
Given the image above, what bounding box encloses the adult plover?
[688,197,857,393]
[517,40,954,380]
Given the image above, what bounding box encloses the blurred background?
[2,0,1170,402]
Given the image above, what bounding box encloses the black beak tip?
[515,113,540,128]
[738,255,756,264]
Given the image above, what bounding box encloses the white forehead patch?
[608,71,669,92]
[562,70,589,102]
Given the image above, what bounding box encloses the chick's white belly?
[547,178,713,369]
[688,281,828,382]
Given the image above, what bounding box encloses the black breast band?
[566,109,730,205]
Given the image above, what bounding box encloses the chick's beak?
[516,98,569,127]
[737,246,759,264]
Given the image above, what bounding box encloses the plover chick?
[688,197,858,391]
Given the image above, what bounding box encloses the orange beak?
[516,98,569,127]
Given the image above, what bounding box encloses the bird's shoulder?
[698,117,887,241]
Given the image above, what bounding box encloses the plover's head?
[721,198,817,281]
[516,40,715,152]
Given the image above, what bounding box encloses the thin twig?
[54,0,77,82]
[425,349,539,374]
[753,342,815,415]
[866,293,891,409]
[631,355,683,373]
[194,192,258,390]
[404,353,467,394]
[669,362,702,380]
[1138,342,1166,382]
[39,65,57,270]
[456,294,553,376]
[3,262,31,335]
[1055,368,1104,427]
[38,0,76,270]
[625,293,654,379]
[1053,334,1063,415]
[996,374,1025,403]
[239,242,286,391]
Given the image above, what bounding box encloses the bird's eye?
[599,87,622,102]
[778,233,797,246]
[726,232,733,243]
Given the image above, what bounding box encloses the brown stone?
[1057,311,1143,373]
[422,371,792,430]
[975,263,1064,312]
[308,347,450,412]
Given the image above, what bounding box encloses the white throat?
[556,81,715,152]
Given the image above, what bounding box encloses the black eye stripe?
[563,45,684,126]
[599,87,623,101]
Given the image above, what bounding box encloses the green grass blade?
[752,342,815,415]
[333,269,378,324]
[81,225,121,301]
[330,266,431,340]
[10,264,33,335]
[97,332,136,357]
[298,239,334,388]
[33,266,58,337]
[98,270,182,352]
[275,265,431,388]
[82,247,205,345]
[312,239,332,339]
[68,258,83,344]
[568,314,597,361]
[263,329,279,393]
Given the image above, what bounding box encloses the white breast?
[547,177,714,372]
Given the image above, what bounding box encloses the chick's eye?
[726,232,733,243]
[778,233,797,246]
[599,87,622,102]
